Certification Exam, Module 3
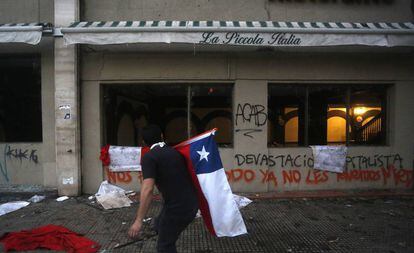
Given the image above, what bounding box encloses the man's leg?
[157,209,197,253]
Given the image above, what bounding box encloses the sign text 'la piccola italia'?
[199,32,302,46]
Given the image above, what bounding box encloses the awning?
[0,23,51,45]
[61,21,414,47]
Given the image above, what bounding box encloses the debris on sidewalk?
[0,224,100,253]
[0,201,30,216]
[233,194,253,209]
[94,181,132,209]
[56,196,69,202]
[28,195,46,203]
[195,194,252,218]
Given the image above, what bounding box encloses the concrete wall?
[81,0,413,22]
[81,51,414,193]
[0,0,54,24]
[0,39,56,188]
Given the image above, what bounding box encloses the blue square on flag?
[190,135,223,175]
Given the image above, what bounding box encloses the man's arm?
[128,178,155,238]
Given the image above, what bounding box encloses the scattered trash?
[345,204,353,208]
[358,215,365,220]
[88,195,96,201]
[195,194,252,218]
[384,200,393,204]
[56,196,69,202]
[96,180,127,196]
[94,181,132,210]
[233,194,253,209]
[143,217,152,223]
[327,236,339,243]
[28,195,46,203]
[121,222,127,225]
[0,201,30,216]
[398,241,406,247]
[286,248,293,252]
[382,210,397,217]
[96,192,132,210]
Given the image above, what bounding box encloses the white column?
[54,0,80,196]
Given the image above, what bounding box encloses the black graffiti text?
[235,103,267,127]
[6,146,38,164]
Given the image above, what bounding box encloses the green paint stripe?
[125,21,133,27]
[206,21,213,27]
[361,23,369,28]
[259,21,266,27]
[166,21,173,26]
[298,22,306,28]
[246,21,253,27]
[233,21,240,27]
[336,22,345,28]
[398,23,410,29]
[151,21,159,27]
[272,22,280,28]
[111,21,120,27]
[351,23,359,29]
[220,21,226,27]
[286,22,293,28]
[310,22,319,28]
[179,21,186,26]
[193,21,200,27]
[69,22,80,28]
[323,22,331,28]
[386,22,398,29]
[97,21,106,27]
[84,22,93,27]
[138,21,146,27]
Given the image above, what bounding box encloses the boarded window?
[0,56,42,142]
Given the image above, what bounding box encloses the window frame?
[268,83,390,148]
[0,54,42,143]
[102,82,234,148]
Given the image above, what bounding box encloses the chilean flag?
[174,129,247,237]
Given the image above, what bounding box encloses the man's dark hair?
[142,124,163,146]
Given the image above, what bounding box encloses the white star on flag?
[197,146,210,162]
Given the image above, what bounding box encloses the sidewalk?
[1,194,413,252]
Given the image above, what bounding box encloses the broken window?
[103,84,233,147]
[0,56,42,142]
[268,84,388,147]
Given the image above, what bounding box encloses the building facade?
[1,0,413,196]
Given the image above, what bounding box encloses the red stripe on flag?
[176,145,217,236]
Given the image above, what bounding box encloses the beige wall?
[0,0,54,24]
[81,50,414,193]
[0,39,56,187]
[81,0,413,22]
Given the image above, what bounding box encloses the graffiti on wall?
[235,103,267,138]
[229,153,412,189]
[0,144,39,182]
[226,165,413,189]
[235,153,403,169]
[104,153,413,190]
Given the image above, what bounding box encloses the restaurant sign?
[200,32,301,46]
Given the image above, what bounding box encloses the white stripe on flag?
[197,168,247,237]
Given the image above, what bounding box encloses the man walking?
[128,125,198,253]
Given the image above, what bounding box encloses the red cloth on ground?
[0,224,100,253]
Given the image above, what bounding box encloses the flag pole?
[174,128,218,148]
